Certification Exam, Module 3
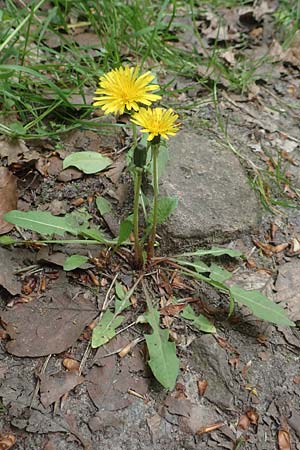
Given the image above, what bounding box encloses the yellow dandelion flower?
[93,66,161,115]
[131,107,180,141]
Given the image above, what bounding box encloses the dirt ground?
[1,2,300,450]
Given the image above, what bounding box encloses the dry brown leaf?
[253,239,289,255]
[221,49,236,65]
[1,288,97,357]
[118,337,141,358]
[73,32,100,47]
[63,358,80,371]
[196,421,224,435]
[0,433,16,450]
[278,426,291,450]
[0,167,17,234]
[237,414,250,430]
[197,379,208,397]
[160,303,186,316]
[0,138,30,164]
[40,371,84,408]
[246,408,259,425]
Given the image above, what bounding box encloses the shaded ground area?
[1,1,300,450]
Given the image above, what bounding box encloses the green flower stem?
[148,142,160,260]
[133,167,143,268]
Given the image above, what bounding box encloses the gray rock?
[189,335,235,409]
[160,131,260,250]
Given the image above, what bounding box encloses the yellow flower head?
[93,66,161,115]
[131,107,180,141]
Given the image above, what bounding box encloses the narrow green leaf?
[81,228,114,244]
[63,255,89,271]
[91,310,125,348]
[144,305,179,389]
[114,282,131,314]
[117,218,133,245]
[63,151,112,174]
[179,247,243,258]
[96,196,112,216]
[4,210,80,236]
[209,263,232,283]
[148,196,178,226]
[0,236,16,245]
[115,281,126,300]
[171,258,210,273]
[182,305,216,333]
[230,285,295,326]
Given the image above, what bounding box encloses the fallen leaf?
[197,379,208,397]
[105,154,126,184]
[164,395,220,434]
[40,371,84,408]
[278,417,291,450]
[164,396,192,417]
[160,303,186,316]
[37,247,66,267]
[118,337,141,358]
[73,32,100,47]
[0,247,27,295]
[1,285,98,357]
[62,358,80,371]
[0,167,17,234]
[196,421,224,435]
[0,433,16,450]
[237,414,250,430]
[253,238,289,255]
[246,408,259,425]
[87,336,149,411]
[0,138,30,164]
[221,49,236,65]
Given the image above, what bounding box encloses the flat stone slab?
[160,130,260,249]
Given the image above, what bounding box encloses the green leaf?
[148,196,178,226]
[117,218,133,245]
[63,255,89,271]
[63,151,112,174]
[115,281,126,300]
[0,236,16,245]
[182,305,216,333]
[172,258,210,273]
[114,282,131,314]
[209,263,232,283]
[91,310,125,348]
[179,247,243,258]
[4,210,80,236]
[230,285,295,327]
[96,196,112,216]
[81,228,113,244]
[144,304,179,389]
